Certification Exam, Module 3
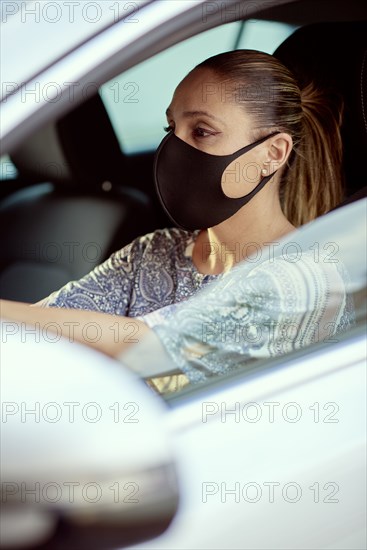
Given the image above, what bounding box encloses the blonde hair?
[195,50,344,226]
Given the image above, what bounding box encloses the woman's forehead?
[174,68,220,100]
[169,68,245,117]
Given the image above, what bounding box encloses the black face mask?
[154,131,279,230]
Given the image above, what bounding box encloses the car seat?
[0,94,157,302]
[273,21,367,204]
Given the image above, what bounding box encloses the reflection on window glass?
[135,200,366,396]
[100,19,297,155]
[0,155,18,179]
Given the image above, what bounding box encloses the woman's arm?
[1,300,181,378]
[0,299,150,357]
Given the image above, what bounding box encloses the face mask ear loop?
[236,170,277,202]
[227,131,281,160]
[222,131,281,201]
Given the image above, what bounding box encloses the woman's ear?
[265,133,293,174]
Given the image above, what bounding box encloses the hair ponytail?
[281,83,344,226]
[195,50,345,226]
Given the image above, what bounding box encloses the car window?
[99,19,297,154]
[119,199,366,398]
[0,155,18,179]
[236,18,298,51]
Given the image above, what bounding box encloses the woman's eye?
[163,125,218,138]
[193,127,215,138]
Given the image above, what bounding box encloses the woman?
[1,51,349,391]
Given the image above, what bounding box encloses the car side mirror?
[0,320,179,549]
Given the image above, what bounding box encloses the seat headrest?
[10,94,123,189]
[274,21,367,198]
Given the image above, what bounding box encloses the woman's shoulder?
[139,227,198,246]
[108,227,199,273]
[126,227,198,258]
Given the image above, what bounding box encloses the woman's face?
[165,67,271,198]
[166,67,256,154]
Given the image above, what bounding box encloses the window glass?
[128,200,366,399]
[0,155,18,179]
[237,19,298,52]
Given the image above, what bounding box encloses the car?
[0,1,366,549]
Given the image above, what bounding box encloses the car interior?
[0,5,366,305]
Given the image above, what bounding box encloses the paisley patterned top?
[41,228,216,315]
[42,227,353,390]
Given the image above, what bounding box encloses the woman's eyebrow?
[165,107,224,125]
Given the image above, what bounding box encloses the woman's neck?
[192,198,296,275]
